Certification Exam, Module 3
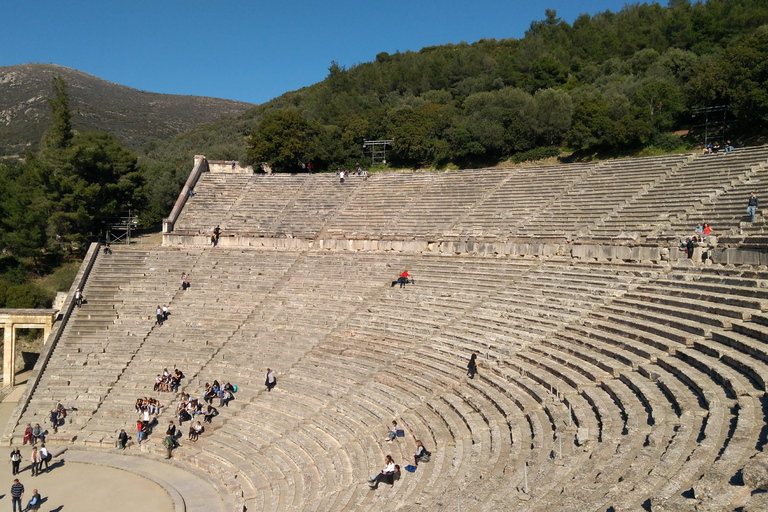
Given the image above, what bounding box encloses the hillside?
[142,0,768,177]
[0,63,253,156]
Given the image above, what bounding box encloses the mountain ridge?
[0,63,254,156]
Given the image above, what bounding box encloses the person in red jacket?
[393,270,414,288]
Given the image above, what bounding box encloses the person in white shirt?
[369,455,398,489]
[37,445,49,473]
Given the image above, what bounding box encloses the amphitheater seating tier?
[14,243,768,511]
[170,146,768,245]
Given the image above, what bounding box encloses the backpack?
[162,437,172,449]
[232,385,238,392]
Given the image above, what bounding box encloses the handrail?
[163,155,209,233]
[0,242,101,445]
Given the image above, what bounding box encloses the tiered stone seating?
[451,164,594,239]
[20,147,768,510]
[222,175,308,235]
[516,154,688,239]
[175,173,252,233]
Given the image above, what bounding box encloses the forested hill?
[0,63,253,157]
[143,0,768,179]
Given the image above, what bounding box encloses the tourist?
[162,305,169,321]
[748,192,758,222]
[74,289,84,308]
[467,350,479,379]
[26,489,41,511]
[703,223,712,238]
[171,369,184,392]
[22,424,32,446]
[392,270,413,288]
[189,421,204,441]
[712,141,720,153]
[156,305,164,326]
[362,168,369,180]
[369,455,399,489]
[339,169,346,184]
[211,225,221,247]
[265,368,277,392]
[694,223,703,239]
[31,424,43,445]
[37,445,49,474]
[49,409,58,434]
[117,429,128,449]
[137,419,146,445]
[9,447,21,475]
[167,421,177,439]
[10,478,23,512]
[181,272,188,290]
[103,242,112,254]
[163,430,177,459]
[219,388,232,407]
[683,237,695,259]
[384,420,399,443]
[29,448,38,477]
[414,440,431,466]
[725,140,734,152]
[204,405,218,424]
[307,162,312,174]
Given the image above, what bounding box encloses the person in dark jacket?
[467,350,479,379]
[748,192,758,222]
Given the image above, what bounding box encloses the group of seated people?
[135,397,163,415]
[22,424,45,445]
[176,393,220,425]
[368,420,432,490]
[682,222,713,259]
[154,368,184,393]
[203,380,236,407]
[703,140,734,154]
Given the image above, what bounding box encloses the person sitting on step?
[369,455,399,489]
[204,405,219,424]
[414,440,431,466]
[385,420,400,442]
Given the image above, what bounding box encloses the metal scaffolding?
[362,139,394,167]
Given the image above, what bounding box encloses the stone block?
[616,246,632,260]
[743,453,768,490]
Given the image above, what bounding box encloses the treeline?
[140,0,768,188]
[0,77,144,307]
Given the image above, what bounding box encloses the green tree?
[528,88,573,145]
[39,76,74,166]
[247,110,322,172]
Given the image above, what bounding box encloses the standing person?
[137,419,145,445]
[9,447,21,475]
[301,162,306,173]
[117,429,128,449]
[181,273,188,290]
[156,305,164,326]
[748,192,758,222]
[339,169,346,185]
[37,445,49,474]
[29,448,37,477]
[265,368,277,392]
[162,305,169,321]
[307,162,312,174]
[467,350,479,379]
[163,430,177,459]
[26,489,41,511]
[74,289,83,308]
[49,408,58,434]
[10,478,23,512]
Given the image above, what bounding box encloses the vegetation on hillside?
[135,0,768,221]
[0,77,145,307]
[0,64,253,157]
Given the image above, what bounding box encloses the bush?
[510,146,561,164]
[649,133,683,152]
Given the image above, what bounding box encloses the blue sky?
[2,0,636,105]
